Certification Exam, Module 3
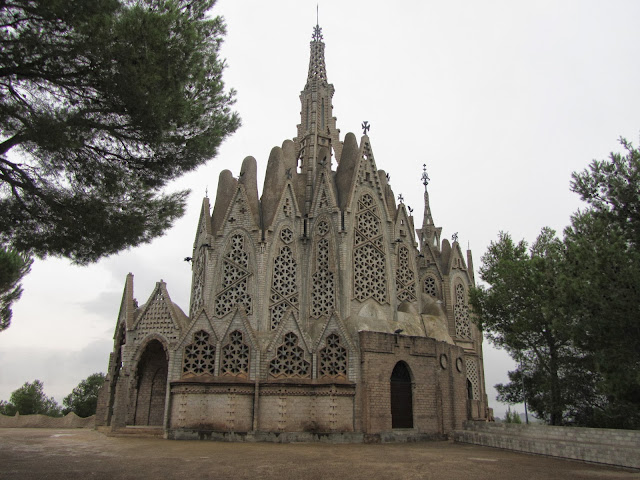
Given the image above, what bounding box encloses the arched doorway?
[134,340,168,426]
[390,361,413,428]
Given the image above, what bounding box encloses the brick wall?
[454,421,640,470]
[359,331,468,435]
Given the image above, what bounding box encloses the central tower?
[294,24,343,212]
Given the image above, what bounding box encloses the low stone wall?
[0,413,95,429]
[453,421,640,470]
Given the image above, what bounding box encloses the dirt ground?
[0,428,638,480]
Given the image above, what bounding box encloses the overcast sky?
[1,0,639,419]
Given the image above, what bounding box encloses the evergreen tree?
[564,139,640,428]
[470,229,597,425]
[1,380,62,416]
[62,373,105,418]
[0,0,240,264]
[0,246,32,331]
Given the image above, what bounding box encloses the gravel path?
[0,428,638,480]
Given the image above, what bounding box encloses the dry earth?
[0,428,638,480]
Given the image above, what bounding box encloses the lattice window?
[190,250,205,317]
[319,334,347,378]
[424,276,438,298]
[466,357,480,400]
[317,220,329,236]
[182,330,215,375]
[214,234,252,317]
[269,244,298,330]
[280,227,293,244]
[269,332,310,378]
[221,330,249,377]
[283,198,293,217]
[454,283,471,338]
[396,245,416,302]
[311,238,335,318]
[353,193,387,303]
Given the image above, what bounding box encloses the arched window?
[269,332,310,378]
[182,330,215,376]
[423,275,438,298]
[390,361,413,429]
[454,283,471,338]
[221,330,250,378]
[214,234,252,317]
[353,193,387,303]
[396,245,416,302]
[319,334,347,378]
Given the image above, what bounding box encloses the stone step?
[108,426,164,438]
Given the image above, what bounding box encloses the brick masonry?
[453,421,640,470]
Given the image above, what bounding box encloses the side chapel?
[96,23,490,440]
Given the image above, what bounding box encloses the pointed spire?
[417,162,442,252]
[307,24,327,84]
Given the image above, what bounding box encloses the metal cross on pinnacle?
[398,193,404,204]
[452,232,459,243]
[362,121,370,135]
[421,163,430,190]
[312,24,323,41]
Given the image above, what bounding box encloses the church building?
[96,24,490,441]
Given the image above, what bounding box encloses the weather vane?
[421,163,430,191]
[362,121,370,135]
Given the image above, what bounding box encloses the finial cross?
[361,121,370,135]
[421,163,430,190]
[398,193,404,204]
[452,232,458,243]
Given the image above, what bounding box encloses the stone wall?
[0,413,95,429]
[453,421,640,470]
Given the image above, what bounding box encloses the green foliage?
[0,0,240,264]
[62,373,105,418]
[504,407,522,424]
[470,228,587,425]
[0,246,33,331]
[474,138,640,429]
[564,139,640,429]
[2,380,62,417]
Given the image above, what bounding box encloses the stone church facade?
[96,24,490,440]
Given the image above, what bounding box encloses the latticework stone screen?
[353,193,387,303]
[269,332,310,378]
[221,330,249,377]
[214,234,252,317]
[182,330,215,375]
[396,245,416,302]
[454,283,471,338]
